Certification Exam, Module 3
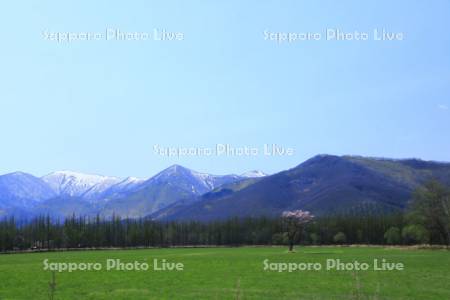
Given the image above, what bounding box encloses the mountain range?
[1,155,450,221]
[0,165,266,219]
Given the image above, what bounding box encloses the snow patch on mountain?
[240,170,267,178]
[41,171,121,199]
[99,176,147,200]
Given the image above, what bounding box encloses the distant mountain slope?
[101,165,250,218]
[0,172,56,205]
[150,175,264,220]
[34,196,97,219]
[0,172,55,217]
[155,155,450,221]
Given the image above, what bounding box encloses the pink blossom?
[281,210,314,224]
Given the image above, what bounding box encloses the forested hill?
[153,155,450,221]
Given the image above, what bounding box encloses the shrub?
[310,233,321,245]
[272,233,288,245]
[402,225,428,244]
[333,232,347,244]
[384,227,401,245]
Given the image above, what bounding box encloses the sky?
[0,1,449,178]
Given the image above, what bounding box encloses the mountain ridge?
[0,165,266,218]
[2,155,450,220]
[151,155,450,221]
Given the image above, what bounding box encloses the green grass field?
[0,246,449,299]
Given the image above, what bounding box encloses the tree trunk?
[289,240,294,252]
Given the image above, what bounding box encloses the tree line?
[0,180,448,251]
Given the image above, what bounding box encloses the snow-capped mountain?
[0,172,55,209]
[240,170,267,178]
[101,165,249,218]
[0,165,269,219]
[147,165,242,194]
[41,171,121,200]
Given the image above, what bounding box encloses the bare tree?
[282,210,314,252]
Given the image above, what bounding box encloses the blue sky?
[0,1,449,178]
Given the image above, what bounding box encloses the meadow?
[0,246,449,299]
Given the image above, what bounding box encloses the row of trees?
[0,213,424,251]
[0,180,448,251]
